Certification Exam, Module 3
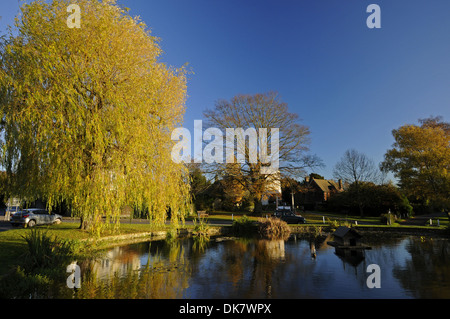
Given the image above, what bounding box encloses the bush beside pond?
[257,217,291,240]
[231,215,257,236]
[231,216,292,240]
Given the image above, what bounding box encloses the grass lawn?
[188,211,260,223]
[0,227,28,275]
[195,210,381,225]
[187,210,450,228]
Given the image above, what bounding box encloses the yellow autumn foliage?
[382,117,450,209]
[0,0,191,232]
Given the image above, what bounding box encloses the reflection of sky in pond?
[305,239,411,299]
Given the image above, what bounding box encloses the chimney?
[338,179,343,190]
[305,176,310,183]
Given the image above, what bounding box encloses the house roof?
[311,178,340,193]
[333,226,362,239]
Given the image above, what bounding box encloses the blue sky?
[1,0,449,180]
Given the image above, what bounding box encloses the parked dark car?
[273,209,306,224]
[10,208,63,228]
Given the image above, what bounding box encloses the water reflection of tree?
[73,240,191,299]
[182,238,284,298]
[189,238,322,298]
[223,240,248,286]
[214,238,328,298]
[393,238,450,299]
[250,240,286,298]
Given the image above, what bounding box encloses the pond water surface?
[66,234,450,299]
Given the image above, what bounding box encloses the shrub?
[231,215,257,236]
[22,229,77,272]
[257,217,291,240]
[192,218,210,240]
[380,213,398,225]
[0,266,51,299]
[312,225,323,237]
[327,218,339,231]
[191,219,210,253]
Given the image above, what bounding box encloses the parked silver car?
[10,208,63,228]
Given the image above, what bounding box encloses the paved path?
[0,221,12,232]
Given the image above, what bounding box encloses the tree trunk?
[253,198,263,215]
[354,182,364,217]
[78,216,92,231]
[247,193,262,215]
[358,203,364,218]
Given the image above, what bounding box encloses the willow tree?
[0,0,191,231]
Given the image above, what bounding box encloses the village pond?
[58,233,449,299]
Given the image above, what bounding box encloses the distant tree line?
[325,116,448,217]
[326,182,413,218]
[188,116,448,219]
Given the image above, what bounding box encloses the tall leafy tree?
[203,92,322,213]
[0,0,191,231]
[381,117,450,211]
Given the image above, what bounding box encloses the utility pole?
[291,191,295,213]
